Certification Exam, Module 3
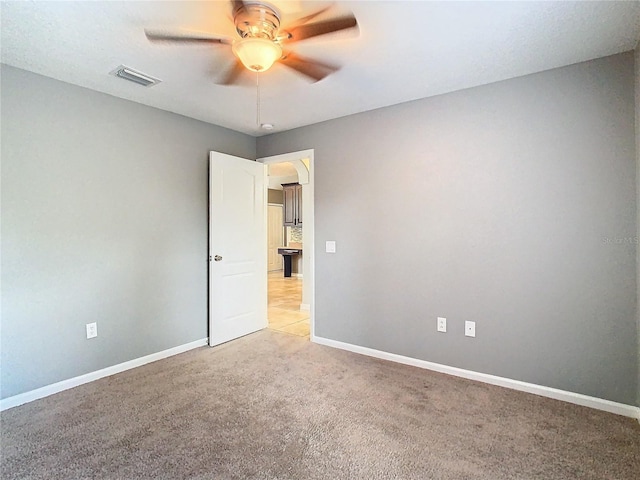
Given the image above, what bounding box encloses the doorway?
[259,150,314,340]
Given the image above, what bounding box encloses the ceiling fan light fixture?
[232,37,282,72]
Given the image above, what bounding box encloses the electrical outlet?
[437,317,447,333]
[86,322,98,339]
[465,321,475,338]
[325,241,336,253]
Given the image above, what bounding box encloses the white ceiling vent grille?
[109,65,162,87]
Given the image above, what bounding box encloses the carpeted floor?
[2,330,639,479]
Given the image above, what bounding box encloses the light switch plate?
[437,317,447,333]
[465,321,476,337]
[86,322,98,339]
[326,241,336,253]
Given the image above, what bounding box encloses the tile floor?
[268,270,309,339]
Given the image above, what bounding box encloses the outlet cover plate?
[86,322,98,339]
[465,321,475,337]
[437,317,447,333]
[325,241,336,253]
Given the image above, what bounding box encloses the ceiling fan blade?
[145,29,230,45]
[283,14,358,42]
[231,0,248,14]
[287,5,333,27]
[217,60,246,86]
[280,53,338,82]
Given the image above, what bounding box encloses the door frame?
[258,149,315,340]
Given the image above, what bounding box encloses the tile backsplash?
[288,226,303,244]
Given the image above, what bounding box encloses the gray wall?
[258,53,638,406]
[1,66,255,399]
[636,47,640,407]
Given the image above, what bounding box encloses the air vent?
[109,65,162,87]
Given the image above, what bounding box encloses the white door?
[267,205,284,271]
[209,151,267,346]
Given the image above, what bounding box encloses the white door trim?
[258,149,315,338]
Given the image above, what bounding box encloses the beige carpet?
[2,330,639,479]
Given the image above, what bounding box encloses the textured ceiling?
[2,1,639,137]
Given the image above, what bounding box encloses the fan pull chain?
[256,72,261,127]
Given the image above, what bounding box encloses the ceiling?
[268,162,298,189]
[2,1,639,137]
[268,162,297,177]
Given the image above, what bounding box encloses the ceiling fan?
[145,1,358,85]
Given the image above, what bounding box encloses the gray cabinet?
[282,183,302,226]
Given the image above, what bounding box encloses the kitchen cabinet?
[282,183,302,226]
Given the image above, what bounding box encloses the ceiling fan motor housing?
[145,1,358,81]
[234,2,281,40]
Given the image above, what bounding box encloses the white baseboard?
[292,273,303,278]
[300,303,310,311]
[0,338,208,412]
[311,335,640,420]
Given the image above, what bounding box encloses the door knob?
[214,255,222,262]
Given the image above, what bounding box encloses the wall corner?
[635,45,640,408]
